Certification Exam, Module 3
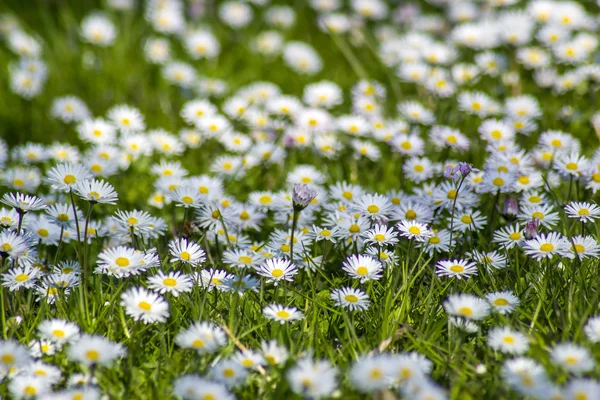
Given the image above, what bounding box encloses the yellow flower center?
[490,130,502,139]
[531,211,544,219]
[429,236,440,244]
[540,243,554,252]
[86,350,100,361]
[344,294,358,303]
[374,234,385,242]
[493,177,504,186]
[63,174,76,184]
[409,226,421,235]
[461,215,472,224]
[356,266,368,276]
[566,162,578,171]
[1,354,14,364]
[52,329,65,338]
[276,310,290,319]
[239,256,252,264]
[459,307,473,317]
[180,251,191,261]
[367,205,379,214]
[450,265,464,273]
[271,269,283,278]
[163,278,177,287]
[116,257,130,267]
[494,298,508,306]
[138,301,152,311]
[15,274,28,282]
[349,224,360,233]
[447,190,457,200]
[509,232,522,240]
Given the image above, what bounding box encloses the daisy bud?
[292,183,316,210]
[443,165,457,180]
[457,162,475,178]
[503,198,518,218]
[524,218,539,240]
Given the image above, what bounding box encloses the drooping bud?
[502,198,518,219]
[292,183,317,210]
[524,218,540,240]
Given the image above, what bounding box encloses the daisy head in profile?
[263,304,304,324]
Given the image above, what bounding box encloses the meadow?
[0,0,600,399]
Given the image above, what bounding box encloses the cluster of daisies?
[1,0,600,399]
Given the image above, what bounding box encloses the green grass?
[0,0,600,399]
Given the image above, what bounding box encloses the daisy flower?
[2,264,41,291]
[486,291,520,314]
[96,246,147,277]
[349,355,395,393]
[37,319,80,345]
[566,235,600,260]
[564,202,600,223]
[46,162,92,192]
[353,193,392,220]
[492,224,524,249]
[147,271,193,297]
[174,376,234,400]
[342,254,383,282]
[74,179,118,204]
[361,224,398,246]
[210,358,249,388]
[436,259,478,280]
[223,274,260,296]
[261,340,289,366]
[584,316,600,343]
[171,185,202,208]
[417,229,452,255]
[551,343,595,374]
[307,225,339,243]
[396,220,433,242]
[256,258,298,285]
[0,230,30,258]
[330,287,370,311]
[67,335,125,366]
[0,340,31,371]
[449,317,479,334]
[523,232,569,260]
[169,238,206,266]
[450,209,487,232]
[443,293,490,320]
[467,250,507,270]
[488,327,529,355]
[1,192,46,213]
[287,358,338,400]
[198,269,232,292]
[175,322,227,354]
[120,287,170,324]
[107,104,145,133]
[8,376,50,399]
[232,350,264,370]
[263,304,304,324]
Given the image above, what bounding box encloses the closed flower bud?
[292,183,316,210]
